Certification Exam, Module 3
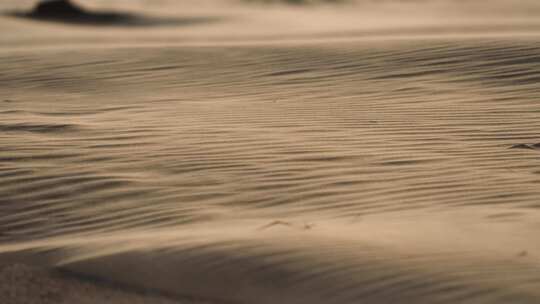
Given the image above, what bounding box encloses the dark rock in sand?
[24,0,133,25]
[32,0,87,18]
[8,0,219,27]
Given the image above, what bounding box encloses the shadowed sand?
[0,264,209,304]
[0,251,210,304]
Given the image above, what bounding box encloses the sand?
[2,0,540,303]
[0,263,212,304]
[1,264,161,304]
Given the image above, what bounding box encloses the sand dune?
[1,0,540,303]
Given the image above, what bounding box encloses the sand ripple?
[1,34,540,303]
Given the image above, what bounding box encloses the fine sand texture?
[0,263,211,304]
[2,0,540,303]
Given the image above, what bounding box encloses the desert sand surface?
[1,0,540,303]
[0,263,210,304]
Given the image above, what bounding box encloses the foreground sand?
[0,262,207,304]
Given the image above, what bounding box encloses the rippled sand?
[1,0,540,303]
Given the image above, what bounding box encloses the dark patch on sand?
[509,143,540,150]
[257,220,316,231]
[258,220,293,230]
[5,0,222,27]
[0,123,77,134]
[517,250,528,257]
